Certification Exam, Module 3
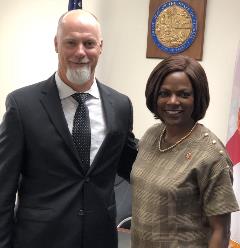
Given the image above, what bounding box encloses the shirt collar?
[55,72,100,100]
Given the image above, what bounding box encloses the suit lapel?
[39,77,118,175]
[86,81,117,174]
[39,75,78,159]
[97,81,116,133]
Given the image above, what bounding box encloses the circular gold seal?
[151,0,197,54]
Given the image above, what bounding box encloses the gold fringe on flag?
[229,240,240,248]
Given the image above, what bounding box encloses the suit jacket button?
[78,210,85,216]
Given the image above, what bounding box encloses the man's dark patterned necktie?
[72,93,91,171]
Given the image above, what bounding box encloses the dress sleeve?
[200,156,239,216]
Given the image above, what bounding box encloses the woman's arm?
[208,213,231,248]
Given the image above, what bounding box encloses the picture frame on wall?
[146,0,207,60]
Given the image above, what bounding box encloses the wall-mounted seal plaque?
[147,0,207,60]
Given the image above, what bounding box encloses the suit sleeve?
[0,94,24,247]
[117,97,138,181]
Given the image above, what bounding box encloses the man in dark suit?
[0,9,137,248]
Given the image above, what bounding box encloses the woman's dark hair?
[145,55,210,121]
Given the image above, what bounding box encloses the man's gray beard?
[66,65,91,86]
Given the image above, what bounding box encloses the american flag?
[227,42,240,247]
[68,0,82,10]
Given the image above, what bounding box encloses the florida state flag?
[227,43,240,247]
[68,0,82,10]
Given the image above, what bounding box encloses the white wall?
[1,0,240,142]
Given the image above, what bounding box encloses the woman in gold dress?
[131,55,239,248]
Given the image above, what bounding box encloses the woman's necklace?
[158,122,198,153]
